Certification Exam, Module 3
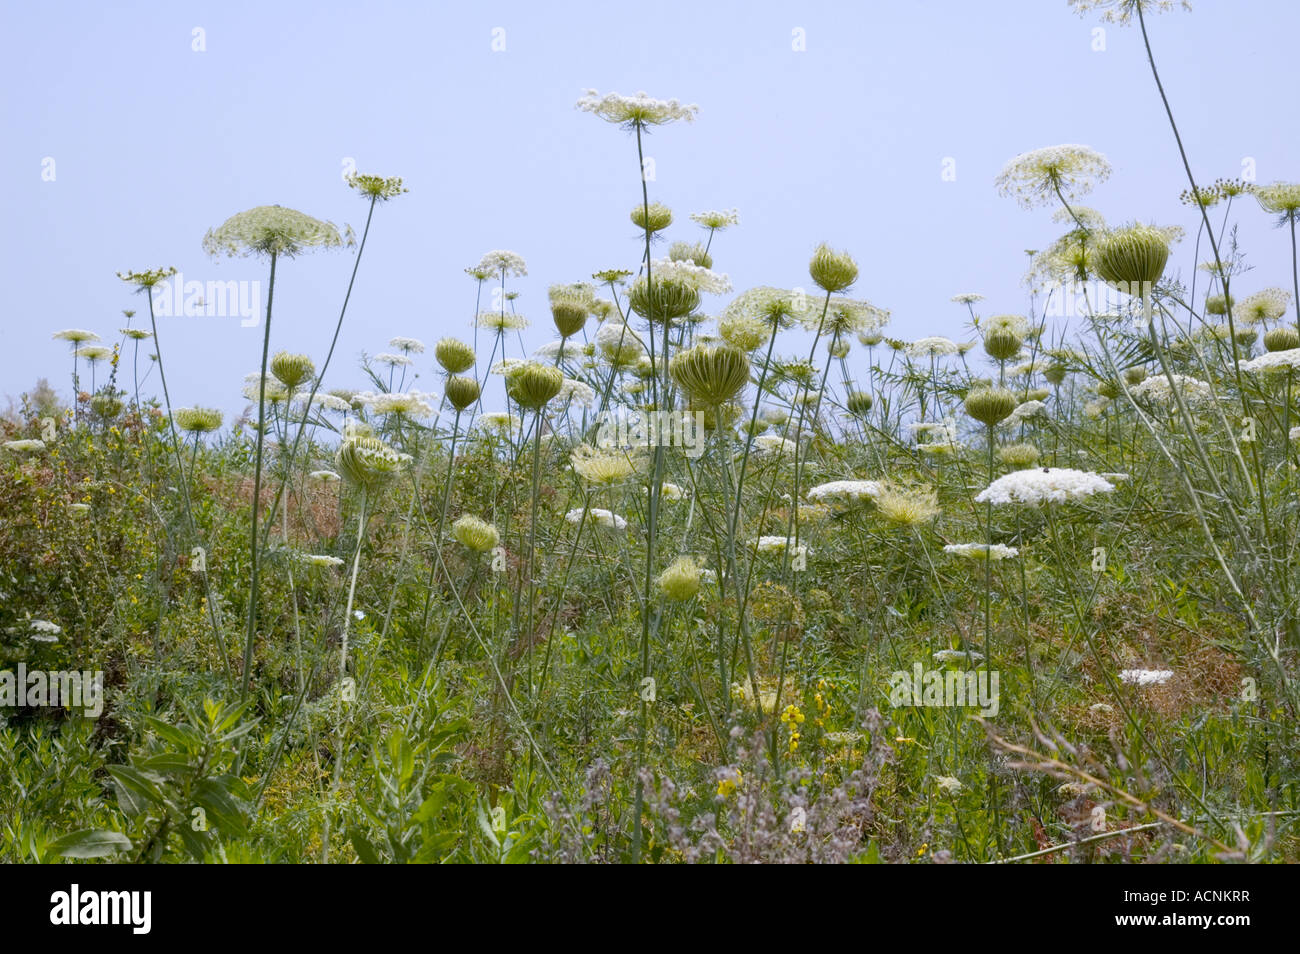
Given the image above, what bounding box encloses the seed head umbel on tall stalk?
[202,205,348,699]
[577,87,698,863]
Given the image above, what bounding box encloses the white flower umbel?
[933,648,985,664]
[943,543,1019,560]
[1000,400,1049,428]
[906,336,961,358]
[754,535,804,554]
[1242,348,1300,374]
[355,390,438,418]
[475,250,527,277]
[1129,373,1214,406]
[807,480,882,505]
[995,144,1112,208]
[976,468,1115,506]
[566,507,628,531]
[1119,669,1174,687]
[650,258,733,294]
[576,89,698,126]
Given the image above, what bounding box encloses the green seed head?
[445,374,481,411]
[1097,380,1121,399]
[846,389,874,416]
[809,243,859,293]
[983,329,1024,362]
[1205,293,1233,316]
[505,362,564,410]
[90,394,123,420]
[964,386,1017,426]
[336,435,410,491]
[1265,327,1300,352]
[668,241,713,269]
[451,514,500,553]
[1093,224,1171,292]
[552,301,588,339]
[630,202,673,233]
[1123,366,1148,386]
[670,343,751,406]
[1043,364,1068,385]
[271,351,315,389]
[997,442,1041,467]
[435,338,475,374]
[175,406,224,434]
[657,556,703,602]
[628,276,700,323]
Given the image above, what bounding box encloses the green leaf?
[348,827,381,864]
[386,730,414,787]
[107,764,166,808]
[193,775,250,837]
[51,828,132,859]
[138,752,194,776]
[142,716,202,750]
[475,801,500,849]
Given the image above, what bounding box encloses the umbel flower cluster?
[976,468,1116,506]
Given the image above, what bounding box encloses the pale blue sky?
[2,0,1297,417]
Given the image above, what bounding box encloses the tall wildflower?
[203,205,347,699]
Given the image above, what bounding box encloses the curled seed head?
[435,338,476,374]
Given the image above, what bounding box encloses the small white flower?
[301,553,345,568]
[3,439,46,453]
[309,469,341,482]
